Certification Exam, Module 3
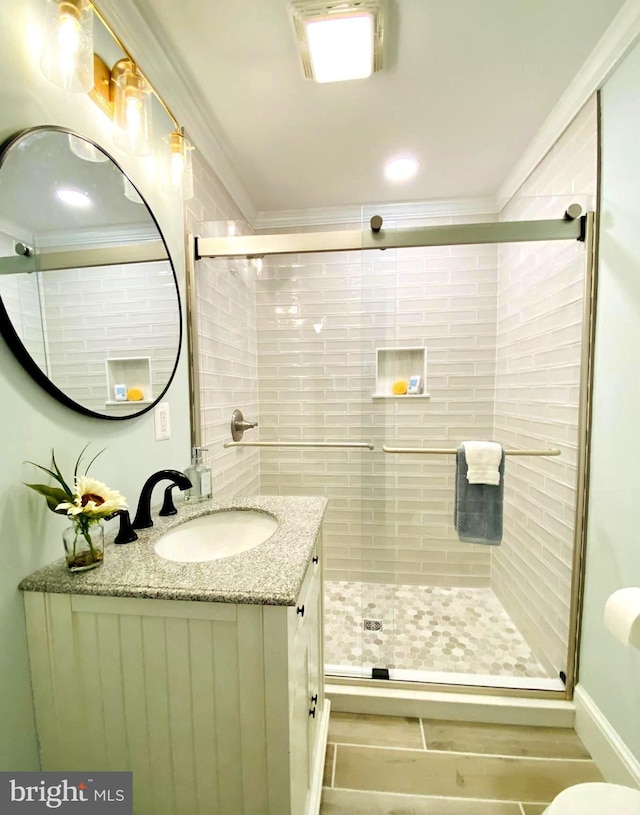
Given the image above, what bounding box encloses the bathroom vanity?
[19,496,329,815]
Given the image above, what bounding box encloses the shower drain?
[364,619,383,631]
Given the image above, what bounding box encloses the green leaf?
[24,460,70,493]
[74,442,91,482]
[50,449,72,495]
[84,447,106,476]
[24,483,72,515]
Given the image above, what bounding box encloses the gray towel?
[455,447,504,545]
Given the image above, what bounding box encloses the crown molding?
[252,197,500,230]
[37,223,161,249]
[94,0,258,223]
[497,0,640,205]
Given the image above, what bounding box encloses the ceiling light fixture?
[40,0,94,93]
[289,0,386,83]
[56,188,91,208]
[385,156,419,181]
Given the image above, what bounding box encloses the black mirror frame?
[0,126,183,421]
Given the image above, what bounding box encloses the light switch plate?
[154,402,171,441]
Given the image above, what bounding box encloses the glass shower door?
[250,242,395,679]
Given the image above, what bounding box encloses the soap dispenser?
[184,446,212,503]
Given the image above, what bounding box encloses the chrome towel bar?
[223,441,375,450]
[381,446,561,456]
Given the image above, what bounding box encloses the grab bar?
[382,446,561,456]
[224,441,375,450]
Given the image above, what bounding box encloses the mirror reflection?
[0,127,181,419]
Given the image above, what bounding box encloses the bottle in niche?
[184,446,212,502]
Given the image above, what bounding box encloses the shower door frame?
[191,208,598,702]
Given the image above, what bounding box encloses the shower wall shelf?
[373,347,430,399]
[104,356,152,406]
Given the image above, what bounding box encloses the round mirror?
[0,126,182,419]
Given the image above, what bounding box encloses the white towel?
[461,441,503,486]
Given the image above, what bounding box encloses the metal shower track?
[195,204,586,259]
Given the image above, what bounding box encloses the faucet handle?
[231,409,259,441]
[109,509,138,545]
[159,483,179,517]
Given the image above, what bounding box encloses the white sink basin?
[154,510,278,563]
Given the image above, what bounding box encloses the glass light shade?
[162,131,194,201]
[122,175,143,204]
[305,13,373,83]
[113,66,153,157]
[68,133,109,162]
[40,0,94,93]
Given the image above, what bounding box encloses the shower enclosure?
[191,203,595,699]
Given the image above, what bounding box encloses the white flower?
[56,476,127,520]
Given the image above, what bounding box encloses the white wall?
[579,40,640,763]
[0,0,191,770]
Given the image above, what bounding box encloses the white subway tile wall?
[256,214,500,587]
[39,261,180,413]
[492,96,597,675]
[186,152,260,496]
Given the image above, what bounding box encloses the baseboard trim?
[574,685,640,786]
[326,683,575,727]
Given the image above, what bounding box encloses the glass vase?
[62,521,104,572]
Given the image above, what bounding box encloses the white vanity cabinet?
[22,539,328,815]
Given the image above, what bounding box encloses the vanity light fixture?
[40,0,94,93]
[90,56,153,157]
[112,61,152,157]
[289,0,386,83]
[163,130,194,201]
[40,1,195,198]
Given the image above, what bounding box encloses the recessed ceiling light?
[290,1,386,83]
[385,156,419,181]
[55,188,91,208]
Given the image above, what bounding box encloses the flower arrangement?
[25,445,127,570]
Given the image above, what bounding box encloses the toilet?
[544,782,640,814]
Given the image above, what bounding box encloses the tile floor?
[320,712,604,814]
[325,582,550,678]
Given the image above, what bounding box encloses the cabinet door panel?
[291,615,311,815]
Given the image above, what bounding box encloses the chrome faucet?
[132,469,192,529]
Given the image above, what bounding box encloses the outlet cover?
[154,402,171,441]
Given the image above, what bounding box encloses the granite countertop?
[19,495,328,606]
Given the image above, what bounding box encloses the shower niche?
[372,346,429,399]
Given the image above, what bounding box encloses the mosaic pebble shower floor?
[324,581,551,679]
